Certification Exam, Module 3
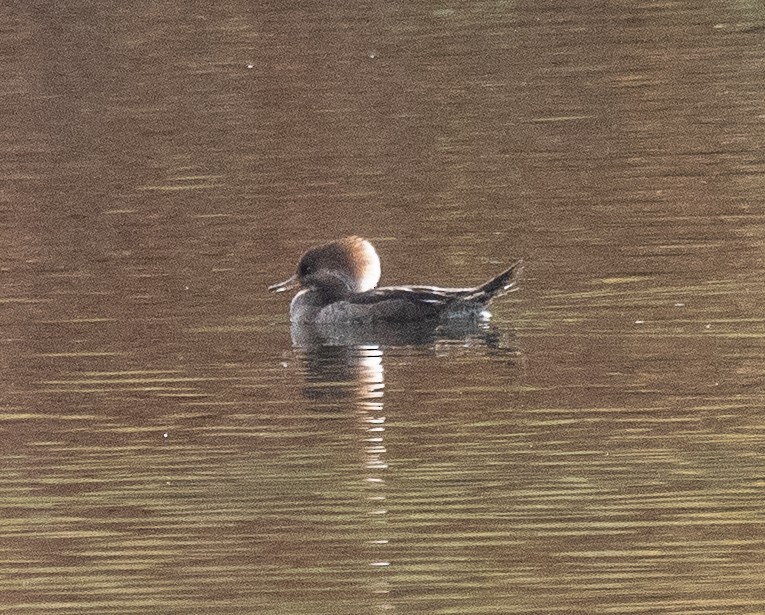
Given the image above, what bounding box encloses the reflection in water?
[290,316,515,349]
[292,324,522,611]
[296,343,392,609]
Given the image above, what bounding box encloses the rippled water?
[2,1,765,613]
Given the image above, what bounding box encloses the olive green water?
[2,1,765,613]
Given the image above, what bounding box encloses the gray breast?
[290,290,325,323]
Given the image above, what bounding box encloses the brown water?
[2,1,765,613]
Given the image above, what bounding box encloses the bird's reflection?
[290,315,515,350]
[292,342,391,602]
[290,318,522,608]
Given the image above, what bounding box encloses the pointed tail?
[465,259,524,304]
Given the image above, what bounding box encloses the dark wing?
[344,286,466,320]
[340,260,524,322]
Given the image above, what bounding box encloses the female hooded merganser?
[269,236,523,324]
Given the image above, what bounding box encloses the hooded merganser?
[269,236,523,324]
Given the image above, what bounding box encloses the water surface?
[2,1,765,613]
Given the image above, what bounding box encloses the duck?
[269,236,523,324]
